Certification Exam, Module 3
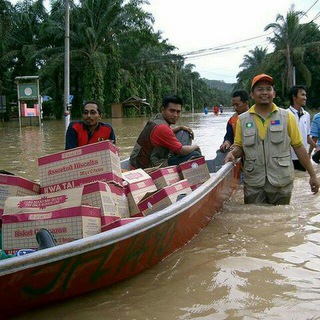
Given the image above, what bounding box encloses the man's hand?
[173,125,194,139]
[223,151,237,165]
[310,175,319,194]
[223,146,243,166]
[182,126,194,139]
[219,141,231,152]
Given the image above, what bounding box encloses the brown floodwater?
[2,112,320,319]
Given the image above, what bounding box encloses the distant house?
[111,95,151,118]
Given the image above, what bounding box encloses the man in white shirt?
[289,85,318,171]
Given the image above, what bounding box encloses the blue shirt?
[310,113,320,147]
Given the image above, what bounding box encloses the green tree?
[4,0,49,78]
[236,46,269,91]
[265,5,315,94]
[0,0,13,95]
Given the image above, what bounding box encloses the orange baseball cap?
[251,74,274,89]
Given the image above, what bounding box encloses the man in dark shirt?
[220,90,249,152]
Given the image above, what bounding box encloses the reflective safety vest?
[66,121,115,149]
[240,108,295,187]
[130,114,170,169]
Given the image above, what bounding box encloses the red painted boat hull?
[0,162,240,318]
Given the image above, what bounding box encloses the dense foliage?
[0,1,319,121]
[0,0,225,119]
[235,5,320,109]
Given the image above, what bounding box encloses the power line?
[184,42,268,61]
[179,1,320,61]
[303,0,319,16]
[180,32,273,58]
[300,0,320,24]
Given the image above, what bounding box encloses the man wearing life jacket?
[219,90,250,152]
[65,101,115,149]
[130,95,201,169]
[224,74,319,204]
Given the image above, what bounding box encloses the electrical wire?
[178,1,319,60]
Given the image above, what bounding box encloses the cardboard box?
[0,173,40,219]
[2,189,101,254]
[101,217,141,232]
[38,141,122,194]
[2,206,101,254]
[148,166,180,189]
[3,187,84,215]
[101,215,120,229]
[138,179,192,216]
[108,183,130,218]
[82,181,129,218]
[178,157,210,190]
[122,169,157,216]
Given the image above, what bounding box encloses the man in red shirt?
[130,95,201,169]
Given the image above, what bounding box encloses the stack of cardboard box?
[2,141,126,253]
[2,187,101,254]
[1,142,211,253]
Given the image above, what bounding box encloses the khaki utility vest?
[240,108,295,187]
[130,114,170,169]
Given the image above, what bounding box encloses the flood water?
[2,112,320,319]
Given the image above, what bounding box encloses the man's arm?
[223,117,244,163]
[172,125,191,133]
[152,125,200,156]
[308,135,319,156]
[172,125,194,138]
[175,144,201,156]
[220,121,234,152]
[294,144,319,194]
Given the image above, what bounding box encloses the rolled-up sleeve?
[234,119,242,147]
[287,112,303,148]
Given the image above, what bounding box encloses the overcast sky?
[9,0,320,83]
[143,0,320,83]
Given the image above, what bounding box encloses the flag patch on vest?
[245,122,253,128]
[271,120,280,125]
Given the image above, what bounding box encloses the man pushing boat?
[224,73,319,205]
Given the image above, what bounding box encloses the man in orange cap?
[224,74,319,205]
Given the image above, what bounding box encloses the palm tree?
[4,0,49,78]
[71,0,125,106]
[236,46,269,90]
[264,5,311,92]
[0,0,14,96]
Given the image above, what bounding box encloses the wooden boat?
[0,155,240,318]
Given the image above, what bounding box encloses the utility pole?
[293,66,296,86]
[64,0,70,131]
[191,79,194,114]
[174,61,177,94]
